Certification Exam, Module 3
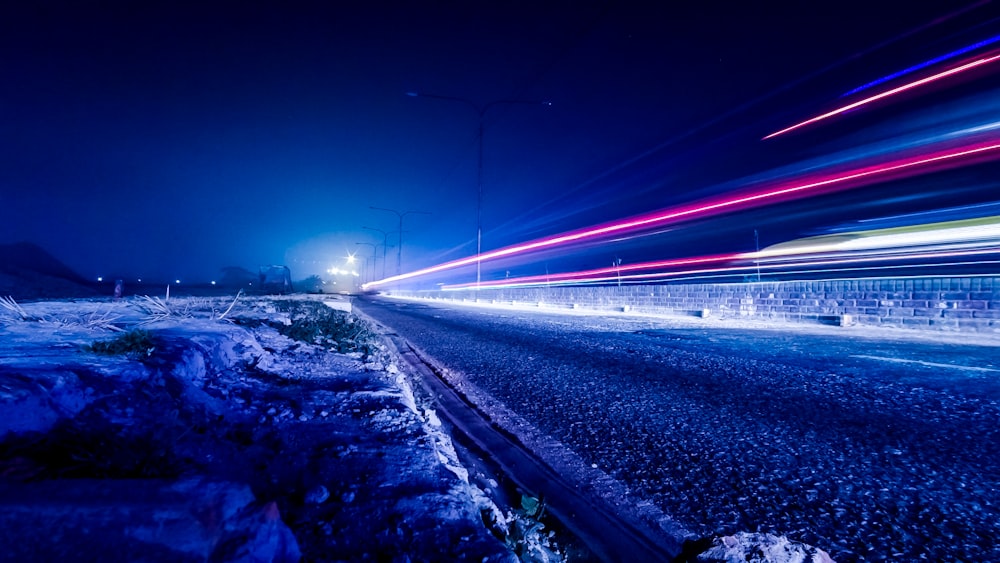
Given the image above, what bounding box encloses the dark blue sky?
[2,0,993,284]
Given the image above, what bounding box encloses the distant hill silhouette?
[0,242,98,300]
[0,242,86,281]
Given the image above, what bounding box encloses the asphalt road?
[355,296,1000,563]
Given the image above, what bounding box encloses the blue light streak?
[842,33,1000,97]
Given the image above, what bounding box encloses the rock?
[0,370,91,440]
[696,532,835,563]
[213,500,302,562]
[305,485,330,504]
[0,476,300,562]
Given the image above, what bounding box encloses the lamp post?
[370,207,431,277]
[363,226,390,279]
[407,92,551,289]
[355,242,377,284]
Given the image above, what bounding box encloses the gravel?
[358,297,1000,562]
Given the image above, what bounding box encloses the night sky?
[3,1,998,285]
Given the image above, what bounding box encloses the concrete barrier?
[387,277,1000,333]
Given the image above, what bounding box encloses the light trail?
[756,215,1000,258]
[446,247,1000,290]
[634,261,1000,287]
[756,242,1000,265]
[843,33,1000,96]
[748,247,1000,274]
[764,52,1000,139]
[443,217,1000,290]
[440,254,740,290]
[363,140,1000,289]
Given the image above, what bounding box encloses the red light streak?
[441,253,740,290]
[631,260,1000,286]
[764,53,1000,139]
[364,140,1000,289]
[447,246,1000,290]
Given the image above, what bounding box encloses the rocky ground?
[0,294,566,562]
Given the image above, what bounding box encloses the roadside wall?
[387,277,1000,333]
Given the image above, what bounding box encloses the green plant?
[270,301,381,358]
[505,494,563,562]
[87,329,156,358]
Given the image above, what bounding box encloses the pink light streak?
[363,140,1000,289]
[441,253,740,290]
[449,246,1000,290]
[764,52,1000,140]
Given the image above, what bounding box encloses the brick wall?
[388,277,1000,333]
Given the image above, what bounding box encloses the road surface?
[356,295,1000,562]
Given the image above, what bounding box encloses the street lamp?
[370,206,431,277]
[355,242,377,284]
[407,91,551,288]
[363,226,390,279]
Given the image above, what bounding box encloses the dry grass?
[0,296,33,321]
[136,286,242,325]
[79,309,125,332]
[215,289,243,321]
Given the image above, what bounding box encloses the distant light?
[346,253,357,264]
[97,277,103,282]
[137,278,142,283]
[175,279,181,284]
[211,281,216,285]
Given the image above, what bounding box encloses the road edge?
[354,306,690,562]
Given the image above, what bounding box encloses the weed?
[505,494,563,562]
[87,329,156,358]
[270,301,381,358]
